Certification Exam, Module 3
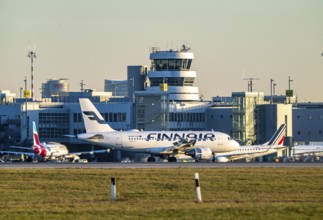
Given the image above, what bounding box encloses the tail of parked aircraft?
[32,121,41,146]
[79,98,116,133]
[32,121,45,156]
[264,124,286,146]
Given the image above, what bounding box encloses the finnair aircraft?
[200,124,287,162]
[77,98,239,162]
[0,121,107,162]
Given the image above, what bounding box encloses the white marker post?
[194,172,202,203]
[111,177,116,202]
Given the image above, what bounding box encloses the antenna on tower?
[180,44,191,52]
[80,80,85,92]
[27,50,36,99]
[243,77,259,92]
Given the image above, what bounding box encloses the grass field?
[0,168,323,219]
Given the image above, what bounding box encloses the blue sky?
[1,0,323,101]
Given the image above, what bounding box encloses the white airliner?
[77,98,239,162]
[292,145,323,159]
[0,121,107,162]
[200,124,287,162]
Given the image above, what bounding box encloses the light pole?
[270,79,274,104]
[288,76,293,91]
[23,77,29,144]
[273,83,277,96]
[288,76,293,104]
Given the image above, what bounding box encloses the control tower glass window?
[153,59,192,71]
[183,77,194,86]
[150,77,194,87]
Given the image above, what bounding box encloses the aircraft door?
[116,133,122,146]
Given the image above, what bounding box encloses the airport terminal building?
[1,47,323,161]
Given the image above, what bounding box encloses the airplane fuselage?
[38,142,70,160]
[293,146,323,157]
[78,130,239,154]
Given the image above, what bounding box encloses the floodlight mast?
[288,76,293,91]
[270,79,274,104]
[27,51,36,99]
[287,76,293,104]
[80,80,85,92]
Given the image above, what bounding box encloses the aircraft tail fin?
[32,121,43,155]
[79,98,115,133]
[264,124,287,146]
[32,121,41,146]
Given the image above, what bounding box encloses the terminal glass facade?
[232,92,264,145]
[39,111,70,141]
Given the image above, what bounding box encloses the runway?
[1,162,323,169]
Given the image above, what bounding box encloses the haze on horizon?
[1,0,323,102]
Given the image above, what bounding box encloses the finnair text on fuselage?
[146,132,215,141]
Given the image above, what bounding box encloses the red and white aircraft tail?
[32,121,48,158]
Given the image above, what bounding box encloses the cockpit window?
[227,137,232,140]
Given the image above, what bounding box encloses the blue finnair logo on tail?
[83,111,106,124]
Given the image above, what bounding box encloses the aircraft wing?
[63,149,109,156]
[145,138,197,155]
[0,150,35,156]
[159,138,197,154]
[217,149,277,162]
[229,151,275,161]
[10,146,32,151]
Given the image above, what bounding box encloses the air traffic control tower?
[134,45,209,131]
[146,45,200,101]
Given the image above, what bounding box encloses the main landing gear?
[147,155,177,162]
[167,156,177,162]
[147,156,156,162]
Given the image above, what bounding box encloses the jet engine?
[40,148,48,158]
[216,157,229,163]
[33,146,41,155]
[185,147,213,161]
